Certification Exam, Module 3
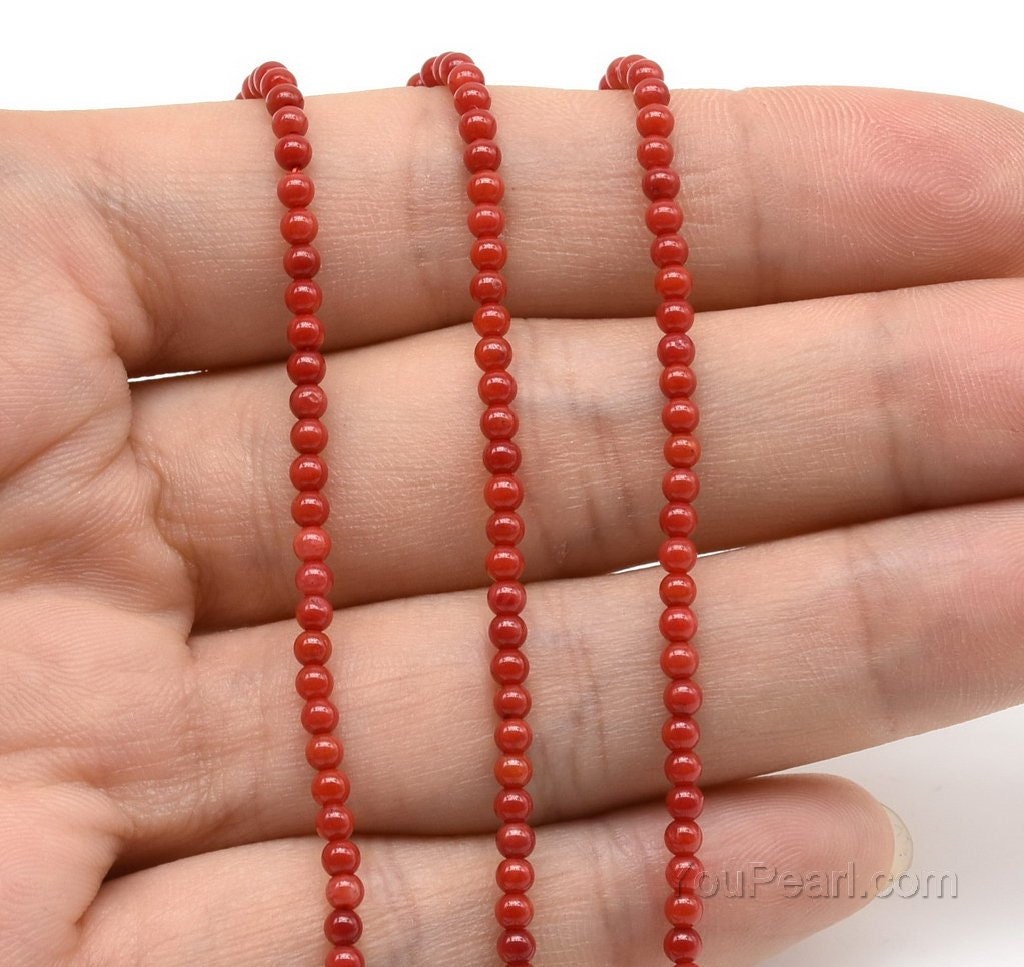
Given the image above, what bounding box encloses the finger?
[23,499,1022,865]
[31,84,1024,374]
[75,776,896,967]
[125,277,1024,629]
[0,782,121,965]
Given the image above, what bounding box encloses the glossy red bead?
[322,838,361,875]
[660,502,697,537]
[666,751,703,791]
[662,398,699,434]
[652,234,689,268]
[666,783,704,820]
[490,614,528,648]
[626,57,664,88]
[497,857,535,893]
[288,314,325,350]
[660,573,697,607]
[259,66,296,96]
[485,475,524,510]
[284,244,321,279]
[292,490,331,529]
[290,385,328,420]
[663,468,699,502]
[281,208,318,244]
[665,434,701,468]
[454,80,491,113]
[326,941,365,965]
[465,139,502,172]
[479,370,518,405]
[307,734,343,770]
[491,649,530,684]
[658,333,695,367]
[291,417,328,453]
[297,595,333,631]
[296,664,333,699]
[614,54,645,87]
[476,336,512,370]
[448,63,485,92]
[638,103,675,137]
[495,754,533,788]
[495,787,534,823]
[661,643,699,678]
[666,893,704,927]
[296,560,334,595]
[656,265,693,299]
[660,539,697,574]
[317,804,355,840]
[495,684,532,718]
[468,170,505,204]
[635,78,672,109]
[497,823,536,858]
[496,892,534,929]
[662,715,700,751]
[290,454,328,491]
[278,172,315,208]
[327,874,365,909]
[469,202,505,237]
[312,769,351,806]
[495,718,532,753]
[324,909,362,945]
[665,679,703,716]
[498,929,537,964]
[474,303,511,336]
[285,278,322,314]
[487,546,526,581]
[657,299,695,333]
[287,350,327,385]
[294,630,332,665]
[294,526,332,561]
[660,604,698,641]
[665,926,702,963]
[644,167,681,200]
[266,83,303,114]
[459,108,498,142]
[637,135,674,169]
[272,106,308,137]
[471,237,508,270]
[648,201,685,236]
[472,271,508,304]
[488,581,527,615]
[487,511,525,544]
[275,134,312,170]
[661,366,697,398]
[484,440,522,474]
[303,698,339,735]
[481,405,518,439]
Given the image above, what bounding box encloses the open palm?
[2,82,1023,966]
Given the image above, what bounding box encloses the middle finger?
[126,276,1024,630]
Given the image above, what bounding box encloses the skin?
[1,82,1023,965]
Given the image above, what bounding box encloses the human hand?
[2,83,1021,965]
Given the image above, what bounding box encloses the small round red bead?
[240,62,361,965]
[602,55,704,963]
[411,51,535,960]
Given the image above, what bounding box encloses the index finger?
[22,83,1024,374]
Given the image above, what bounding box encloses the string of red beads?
[601,55,705,966]
[408,53,537,967]
[239,62,364,967]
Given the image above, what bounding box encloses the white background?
[3,0,1022,963]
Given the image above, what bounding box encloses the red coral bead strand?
[239,62,364,967]
[409,53,536,967]
[601,55,704,967]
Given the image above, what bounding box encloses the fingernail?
[883,804,913,880]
